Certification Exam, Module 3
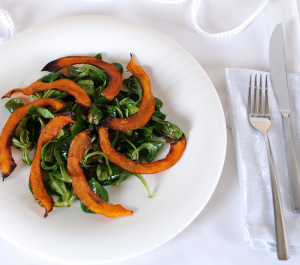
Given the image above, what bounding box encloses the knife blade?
[269,23,300,212]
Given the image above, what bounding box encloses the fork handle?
[282,113,300,212]
[263,133,289,260]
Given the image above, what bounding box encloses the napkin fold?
[226,68,300,252]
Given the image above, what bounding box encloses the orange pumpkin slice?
[2,79,92,108]
[0,98,68,179]
[67,129,132,218]
[101,56,155,131]
[42,56,122,101]
[97,126,186,174]
[30,113,75,217]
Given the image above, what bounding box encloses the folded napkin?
[226,68,300,252]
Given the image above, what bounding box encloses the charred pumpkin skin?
[2,79,92,108]
[67,129,132,218]
[42,56,122,101]
[101,56,155,131]
[0,98,68,179]
[97,126,186,174]
[30,113,75,217]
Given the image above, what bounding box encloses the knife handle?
[282,113,300,212]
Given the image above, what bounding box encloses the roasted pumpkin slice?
[97,126,186,174]
[42,56,122,101]
[0,98,68,179]
[67,129,132,218]
[30,113,75,217]
[101,56,155,131]
[2,79,92,108]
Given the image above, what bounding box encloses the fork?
[248,74,289,260]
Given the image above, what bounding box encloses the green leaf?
[55,91,69,100]
[139,126,154,138]
[42,90,55,98]
[152,110,166,120]
[5,98,24,113]
[38,72,62,83]
[32,91,44,100]
[107,106,117,117]
[28,106,55,119]
[133,174,154,198]
[71,119,87,137]
[22,149,32,166]
[114,132,137,151]
[119,98,139,116]
[27,119,40,144]
[78,80,96,98]
[49,169,71,183]
[51,90,63,98]
[81,151,112,181]
[54,187,77,207]
[128,75,143,104]
[59,163,72,183]
[41,140,56,163]
[11,137,24,149]
[94,93,109,104]
[154,97,163,111]
[19,129,30,146]
[58,135,73,160]
[101,164,153,198]
[111,62,123,74]
[151,116,183,140]
[19,116,30,129]
[108,97,120,108]
[67,65,89,80]
[43,172,67,196]
[54,135,68,165]
[34,116,46,130]
[29,178,33,194]
[41,160,59,171]
[95,53,102,60]
[132,141,164,163]
[80,64,108,86]
[90,105,104,125]
[75,105,86,121]
[81,178,109,213]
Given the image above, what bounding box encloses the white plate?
[0,16,226,264]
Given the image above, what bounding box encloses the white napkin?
[226,68,300,252]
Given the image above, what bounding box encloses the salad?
[0,53,186,218]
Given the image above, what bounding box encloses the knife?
[269,23,300,212]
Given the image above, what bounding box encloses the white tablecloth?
[1,0,300,264]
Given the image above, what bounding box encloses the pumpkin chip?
[0,98,68,179]
[2,79,92,108]
[101,56,155,131]
[97,126,186,174]
[30,112,75,217]
[42,56,122,101]
[67,129,132,218]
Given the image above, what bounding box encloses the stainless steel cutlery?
[269,23,300,212]
[248,74,289,260]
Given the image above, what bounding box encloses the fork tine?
[265,75,269,115]
[259,74,264,115]
[248,74,252,115]
[254,74,258,115]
